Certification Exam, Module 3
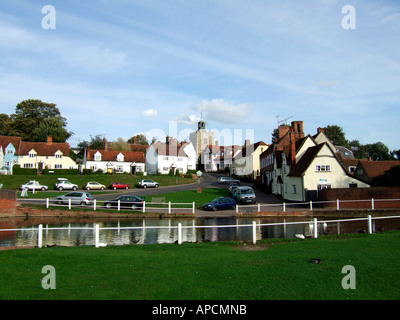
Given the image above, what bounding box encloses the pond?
[1,216,400,248]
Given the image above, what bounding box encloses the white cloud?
[142,109,158,117]
[175,114,199,125]
[193,99,253,124]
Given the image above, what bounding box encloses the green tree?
[32,117,73,142]
[323,125,350,148]
[109,138,131,151]
[0,113,11,136]
[128,134,149,145]
[349,140,368,159]
[364,142,391,160]
[8,99,72,142]
[77,134,105,150]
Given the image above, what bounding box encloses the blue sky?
[0,0,399,150]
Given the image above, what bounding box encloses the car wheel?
[86,187,90,190]
[212,206,217,211]
[155,184,159,188]
[125,186,129,189]
[57,199,63,205]
[231,205,236,210]
[143,185,147,188]
[131,204,137,210]
[101,187,105,190]
[113,187,117,190]
[106,203,112,209]
[80,202,86,206]
[72,187,77,191]
[41,187,46,191]
[58,187,63,191]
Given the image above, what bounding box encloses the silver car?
[235,186,256,204]
[138,179,159,188]
[54,192,94,206]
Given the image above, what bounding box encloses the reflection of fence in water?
[1,215,400,248]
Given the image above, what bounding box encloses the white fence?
[17,197,400,214]
[1,215,399,248]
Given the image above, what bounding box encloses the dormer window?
[29,150,37,158]
[116,153,124,162]
[94,151,102,161]
[55,151,63,159]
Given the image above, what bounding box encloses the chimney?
[290,130,296,167]
[317,127,325,134]
[291,121,304,139]
[166,135,170,144]
[104,138,108,152]
[47,135,53,144]
[245,139,251,147]
[133,136,137,144]
[278,125,290,139]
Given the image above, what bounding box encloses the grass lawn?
[0,173,195,191]
[1,231,399,300]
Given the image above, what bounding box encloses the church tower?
[189,117,214,168]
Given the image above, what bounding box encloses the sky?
[0,0,399,150]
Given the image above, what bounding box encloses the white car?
[55,178,78,191]
[84,181,106,190]
[20,180,48,191]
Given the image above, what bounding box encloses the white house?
[231,140,268,179]
[146,137,196,175]
[202,144,242,172]
[84,140,145,174]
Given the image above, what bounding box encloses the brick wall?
[320,187,400,208]
[0,190,17,214]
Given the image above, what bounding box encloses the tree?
[128,134,149,145]
[0,114,11,136]
[349,140,368,159]
[7,99,72,142]
[323,125,350,148]
[364,142,391,160]
[32,117,73,142]
[77,134,105,150]
[109,138,131,151]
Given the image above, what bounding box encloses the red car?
[109,181,130,190]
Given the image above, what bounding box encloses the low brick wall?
[320,187,400,208]
[0,190,17,214]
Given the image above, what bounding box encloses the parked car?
[84,181,106,190]
[235,186,256,204]
[55,178,78,191]
[54,192,94,205]
[109,181,130,190]
[217,177,240,184]
[138,179,159,188]
[228,183,239,195]
[202,197,237,211]
[104,195,144,210]
[20,180,48,191]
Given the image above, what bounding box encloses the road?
[93,173,286,217]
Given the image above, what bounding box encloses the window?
[163,157,169,160]
[24,163,34,168]
[29,153,36,158]
[90,165,97,171]
[316,165,330,172]
[292,185,297,194]
[55,154,62,159]
[55,164,62,169]
[284,183,287,193]
[317,184,331,190]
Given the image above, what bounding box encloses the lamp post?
[196,170,203,193]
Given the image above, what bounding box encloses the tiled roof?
[358,160,400,179]
[87,149,145,163]
[19,141,70,156]
[288,144,325,176]
[151,142,188,157]
[0,136,22,154]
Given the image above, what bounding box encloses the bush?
[42,169,79,175]
[12,165,37,175]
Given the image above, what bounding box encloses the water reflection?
[1,216,399,248]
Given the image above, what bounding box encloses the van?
[235,186,256,204]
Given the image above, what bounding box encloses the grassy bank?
[0,174,195,191]
[1,231,399,300]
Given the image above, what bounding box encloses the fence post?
[192,202,195,214]
[168,201,171,214]
[118,200,120,211]
[368,215,373,234]
[313,218,318,239]
[336,199,340,211]
[46,198,49,209]
[236,204,238,214]
[68,199,72,210]
[38,224,43,248]
[309,201,313,211]
[371,198,375,210]
[283,202,286,212]
[95,224,100,248]
[257,203,260,213]
[252,221,257,244]
[143,201,146,213]
[93,199,96,211]
[178,223,182,245]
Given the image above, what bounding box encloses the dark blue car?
[202,197,237,211]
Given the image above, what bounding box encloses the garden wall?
[320,187,400,208]
[0,190,17,214]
